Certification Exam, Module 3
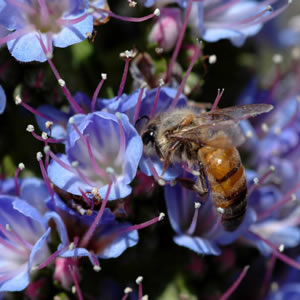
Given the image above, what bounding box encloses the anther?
[278,244,285,252]
[128,0,137,7]
[91,187,98,195]
[272,54,282,64]
[136,276,143,285]
[31,265,39,272]
[71,161,79,168]
[217,207,224,214]
[15,95,22,105]
[209,54,217,64]
[142,296,149,300]
[292,47,300,60]
[93,265,101,272]
[69,242,75,250]
[261,123,269,132]
[43,145,50,154]
[124,287,133,294]
[291,193,297,201]
[71,286,76,294]
[267,5,273,12]
[253,177,259,185]
[101,73,107,80]
[269,165,276,172]
[195,202,201,209]
[41,132,48,140]
[26,124,35,132]
[154,8,160,16]
[246,130,253,138]
[106,167,115,175]
[271,282,278,292]
[45,121,53,129]
[18,163,25,170]
[87,7,95,14]
[158,213,165,221]
[115,112,121,120]
[158,178,166,186]
[69,116,75,124]
[58,79,65,87]
[46,52,53,59]
[36,152,43,161]
[5,224,12,232]
[159,78,165,86]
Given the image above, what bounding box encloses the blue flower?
[164,182,256,255]
[0,85,6,114]
[0,0,93,62]
[47,111,143,200]
[0,195,51,292]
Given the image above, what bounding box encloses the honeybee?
[140,104,273,231]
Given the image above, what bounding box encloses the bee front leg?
[194,163,209,200]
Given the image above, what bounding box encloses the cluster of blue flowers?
[0,0,300,299]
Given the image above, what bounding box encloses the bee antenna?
[135,115,150,127]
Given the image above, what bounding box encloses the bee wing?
[205,103,273,121]
[169,119,245,148]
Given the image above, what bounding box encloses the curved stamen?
[14,163,24,196]
[115,113,126,165]
[91,73,107,112]
[69,264,84,300]
[186,202,201,235]
[150,82,163,120]
[211,88,225,111]
[133,88,145,125]
[118,57,131,99]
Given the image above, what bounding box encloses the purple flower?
[164,182,256,255]
[0,0,93,62]
[47,111,143,200]
[0,195,51,292]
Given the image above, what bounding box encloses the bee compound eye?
[142,130,155,145]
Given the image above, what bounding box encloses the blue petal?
[0,85,6,114]
[12,199,44,224]
[60,247,95,266]
[53,14,93,48]
[0,268,29,292]
[174,234,221,255]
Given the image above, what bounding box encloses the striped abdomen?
[198,146,247,231]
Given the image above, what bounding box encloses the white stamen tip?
[192,170,200,176]
[79,208,85,215]
[124,287,133,294]
[31,265,39,272]
[128,0,137,7]
[271,282,278,292]
[291,47,300,60]
[288,0,293,4]
[71,286,76,294]
[141,295,149,300]
[209,54,217,64]
[269,165,275,171]
[43,146,50,154]
[246,130,253,138]
[41,132,48,140]
[69,116,75,124]
[68,242,75,250]
[158,212,165,221]
[272,54,282,64]
[87,7,95,14]
[195,202,201,209]
[106,167,115,174]
[101,73,107,80]
[278,244,285,252]
[267,5,273,11]
[45,121,53,128]
[93,265,101,272]
[71,161,79,168]
[36,152,43,161]
[91,187,98,195]
[261,123,269,132]
[217,207,224,214]
[26,124,35,132]
[115,112,121,120]
[136,276,143,285]
[58,78,66,87]
[291,193,297,201]
[18,163,25,170]
[15,95,22,105]
[253,177,259,185]
[5,224,12,231]
[46,52,53,59]
[159,78,165,86]
[154,8,160,16]
[158,178,165,186]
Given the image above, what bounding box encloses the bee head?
[141,125,157,146]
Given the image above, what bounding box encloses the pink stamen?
[37,36,85,114]
[251,231,300,270]
[0,26,34,46]
[0,224,33,250]
[79,188,92,207]
[170,43,201,109]
[211,88,225,111]
[0,236,27,255]
[149,86,162,120]
[80,181,112,248]
[117,58,130,99]
[69,265,84,300]
[46,33,52,53]
[57,14,89,26]
[257,179,300,221]
[146,158,162,183]
[47,151,75,173]
[186,203,200,235]
[13,166,22,197]
[90,252,101,269]
[38,155,55,201]
[204,214,222,239]
[91,6,159,22]
[91,76,106,112]
[30,131,63,144]
[7,0,36,14]
[117,215,161,235]
[138,281,143,300]
[219,265,250,300]
[248,168,274,197]
[38,245,69,270]
[166,0,193,83]
[133,88,145,124]
[122,293,130,300]
[258,254,276,300]
[38,0,49,26]
[205,0,241,19]
[71,123,107,177]
[116,117,126,164]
